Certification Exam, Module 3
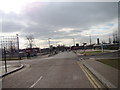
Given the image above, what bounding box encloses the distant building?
[20,47,40,57]
[97,38,100,45]
[76,43,79,47]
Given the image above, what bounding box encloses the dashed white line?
[29,76,43,88]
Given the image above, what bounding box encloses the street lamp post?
[48,38,51,48]
[72,38,75,46]
[48,38,51,54]
[16,34,21,65]
[89,35,91,45]
[56,42,58,47]
[16,34,19,58]
[85,34,91,45]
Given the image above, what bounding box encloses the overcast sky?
[0,0,118,49]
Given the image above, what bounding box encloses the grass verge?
[0,57,25,61]
[80,50,109,55]
[96,59,120,70]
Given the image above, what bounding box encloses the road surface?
[2,51,95,88]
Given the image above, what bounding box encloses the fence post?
[4,47,7,73]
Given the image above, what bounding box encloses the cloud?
[0,2,118,48]
[22,2,117,28]
[2,21,26,33]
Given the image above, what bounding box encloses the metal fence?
[0,34,20,73]
[0,35,19,59]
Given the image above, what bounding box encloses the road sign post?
[101,41,104,53]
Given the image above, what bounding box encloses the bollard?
[84,53,86,56]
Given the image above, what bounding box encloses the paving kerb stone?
[0,54,50,78]
[0,64,24,78]
[0,52,66,78]
[82,60,117,88]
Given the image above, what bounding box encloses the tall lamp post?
[72,38,75,46]
[48,38,51,54]
[56,42,58,47]
[86,34,92,45]
[48,38,51,48]
[89,35,91,45]
[16,34,21,65]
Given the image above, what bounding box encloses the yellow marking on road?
[79,63,97,89]
[83,65,102,88]
[77,61,102,90]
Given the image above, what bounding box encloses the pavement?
[0,61,24,90]
[77,50,119,88]
[81,59,118,88]
[0,64,24,77]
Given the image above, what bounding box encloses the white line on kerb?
[29,76,43,88]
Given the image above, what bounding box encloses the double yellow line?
[77,61,102,90]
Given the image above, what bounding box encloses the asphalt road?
[2,52,94,88]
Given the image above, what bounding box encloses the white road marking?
[29,76,43,88]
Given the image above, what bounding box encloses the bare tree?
[113,31,119,43]
[108,35,111,44]
[26,35,35,48]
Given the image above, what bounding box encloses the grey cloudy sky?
[0,1,118,49]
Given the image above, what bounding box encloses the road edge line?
[77,61,100,89]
